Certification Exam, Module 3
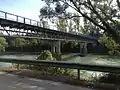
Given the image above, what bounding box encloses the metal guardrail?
[0,58,120,80]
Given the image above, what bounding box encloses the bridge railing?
[0,58,119,80]
[0,10,43,27]
[0,10,59,30]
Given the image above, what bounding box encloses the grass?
[62,54,120,81]
[0,53,120,67]
[62,54,120,67]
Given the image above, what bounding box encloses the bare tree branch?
[117,0,120,9]
[98,7,117,25]
[70,0,107,31]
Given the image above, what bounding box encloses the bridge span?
[0,10,98,56]
[0,10,97,42]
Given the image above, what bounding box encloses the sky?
[0,0,45,20]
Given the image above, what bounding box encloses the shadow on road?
[0,71,91,90]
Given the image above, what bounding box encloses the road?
[0,72,95,90]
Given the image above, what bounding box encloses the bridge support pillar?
[51,41,61,54]
[56,41,61,54]
[80,42,87,57]
[51,41,56,53]
[51,41,61,60]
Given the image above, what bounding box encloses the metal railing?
[0,10,40,25]
[0,58,119,80]
[0,10,57,30]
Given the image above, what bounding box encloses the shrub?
[37,50,56,60]
[52,53,62,60]
[99,35,120,55]
[34,50,73,76]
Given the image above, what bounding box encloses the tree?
[99,35,120,55]
[11,38,27,51]
[37,50,55,60]
[57,18,67,32]
[0,37,7,52]
[40,0,120,42]
[28,39,40,45]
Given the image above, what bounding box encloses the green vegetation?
[37,50,56,60]
[52,53,62,60]
[0,37,7,52]
[40,0,120,42]
[28,51,74,77]
[99,35,120,55]
[40,0,120,55]
[13,38,26,50]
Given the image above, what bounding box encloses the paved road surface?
[0,72,95,90]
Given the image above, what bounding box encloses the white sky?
[0,0,118,31]
[0,0,45,21]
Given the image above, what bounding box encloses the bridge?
[0,10,119,90]
[0,10,98,56]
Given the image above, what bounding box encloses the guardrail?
[0,58,119,80]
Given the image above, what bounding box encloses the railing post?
[17,64,20,70]
[30,19,31,25]
[5,13,7,19]
[77,69,80,80]
[24,18,25,24]
[37,21,39,26]
[16,16,18,22]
